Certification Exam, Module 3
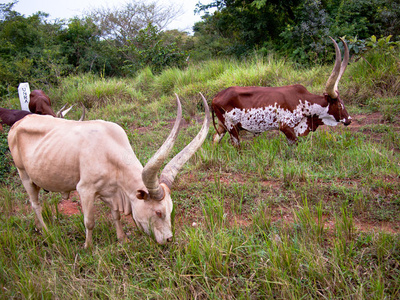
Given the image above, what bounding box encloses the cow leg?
[279,123,298,144]
[228,126,241,147]
[61,192,70,200]
[18,170,48,231]
[77,189,96,249]
[111,210,127,243]
[213,123,227,143]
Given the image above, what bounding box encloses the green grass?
[0,52,399,299]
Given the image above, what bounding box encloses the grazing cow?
[212,37,352,146]
[0,108,32,131]
[29,90,57,117]
[29,89,83,119]
[8,94,210,248]
[0,90,84,132]
[0,103,85,132]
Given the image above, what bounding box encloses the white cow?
[8,93,210,248]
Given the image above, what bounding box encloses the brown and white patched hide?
[212,85,351,145]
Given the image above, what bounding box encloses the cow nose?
[166,236,173,243]
[343,119,351,126]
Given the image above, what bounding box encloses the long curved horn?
[160,93,211,189]
[79,102,86,121]
[56,103,68,118]
[56,103,75,118]
[325,37,342,99]
[333,37,349,94]
[141,94,183,200]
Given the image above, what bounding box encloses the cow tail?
[211,105,218,134]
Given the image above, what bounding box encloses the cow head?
[133,183,174,244]
[324,37,352,126]
[29,90,85,120]
[29,90,56,117]
[132,93,210,244]
[325,93,351,126]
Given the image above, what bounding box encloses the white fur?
[223,100,338,138]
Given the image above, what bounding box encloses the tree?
[121,23,187,74]
[87,1,188,76]
[88,0,183,45]
[0,2,67,96]
[279,0,332,63]
[194,0,304,57]
[193,0,400,63]
[58,17,109,74]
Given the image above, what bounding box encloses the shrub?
[0,129,13,184]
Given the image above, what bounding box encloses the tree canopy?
[0,0,399,98]
[193,0,400,62]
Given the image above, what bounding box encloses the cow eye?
[155,210,163,218]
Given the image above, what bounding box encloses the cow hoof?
[83,242,93,249]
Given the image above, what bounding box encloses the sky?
[7,0,208,32]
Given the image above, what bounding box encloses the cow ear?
[324,92,338,103]
[324,93,334,103]
[136,190,149,200]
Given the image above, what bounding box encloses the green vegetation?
[194,0,400,63]
[1,0,400,98]
[0,46,399,298]
[1,0,400,298]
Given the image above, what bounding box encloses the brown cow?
[0,89,84,132]
[0,108,32,131]
[29,90,57,116]
[29,89,84,120]
[1,90,56,131]
[212,37,351,146]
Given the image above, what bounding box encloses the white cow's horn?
[141,94,182,201]
[325,37,342,99]
[160,93,210,189]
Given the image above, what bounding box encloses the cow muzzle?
[342,116,352,126]
[156,234,173,245]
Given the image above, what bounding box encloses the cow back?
[0,108,32,127]
[8,114,143,193]
[213,85,325,111]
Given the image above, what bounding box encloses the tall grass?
[0,50,399,298]
[343,48,400,104]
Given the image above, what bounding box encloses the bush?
[343,36,400,105]
[0,128,13,184]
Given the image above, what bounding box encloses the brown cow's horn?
[56,103,75,118]
[160,93,210,189]
[142,94,182,201]
[56,103,68,118]
[325,37,342,99]
[60,105,74,117]
[333,37,349,94]
[79,102,86,121]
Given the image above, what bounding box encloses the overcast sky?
[6,0,209,32]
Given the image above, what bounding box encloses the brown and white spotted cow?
[212,37,352,146]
